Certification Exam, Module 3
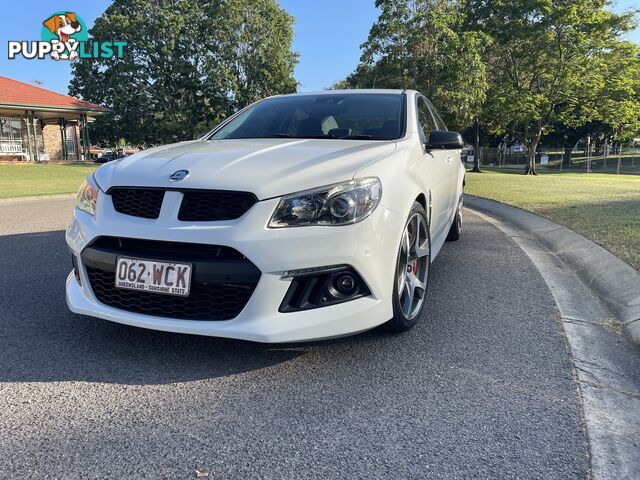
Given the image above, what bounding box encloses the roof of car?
[275,89,409,97]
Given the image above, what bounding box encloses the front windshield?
[210,93,404,141]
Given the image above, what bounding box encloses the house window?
[65,125,76,155]
[0,117,23,146]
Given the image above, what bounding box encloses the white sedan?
[66,89,465,342]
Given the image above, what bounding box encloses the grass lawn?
[0,162,98,199]
[465,169,640,270]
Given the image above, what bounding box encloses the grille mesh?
[86,266,256,321]
[109,188,164,219]
[82,238,260,321]
[178,191,257,222]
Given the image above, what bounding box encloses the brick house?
[0,76,108,162]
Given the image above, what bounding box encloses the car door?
[424,98,461,223]
[416,96,450,242]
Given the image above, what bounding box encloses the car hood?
[95,139,396,199]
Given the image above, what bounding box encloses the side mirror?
[426,130,464,150]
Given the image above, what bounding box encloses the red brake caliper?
[407,224,418,274]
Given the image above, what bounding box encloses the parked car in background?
[95,152,116,164]
[67,89,465,342]
[95,150,127,164]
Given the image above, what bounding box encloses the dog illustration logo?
[41,12,87,60]
[7,11,126,61]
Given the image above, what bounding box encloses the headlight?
[76,174,99,216]
[268,177,382,228]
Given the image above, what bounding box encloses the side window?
[416,97,436,144]
[424,98,447,131]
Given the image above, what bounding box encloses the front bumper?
[66,192,405,342]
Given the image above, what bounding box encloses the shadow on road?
[0,230,316,385]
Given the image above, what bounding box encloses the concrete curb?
[465,195,640,347]
[0,193,76,204]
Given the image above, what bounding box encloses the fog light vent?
[279,265,370,312]
[334,274,356,294]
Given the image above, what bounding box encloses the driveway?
[0,198,588,479]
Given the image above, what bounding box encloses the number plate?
[115,257,192,297]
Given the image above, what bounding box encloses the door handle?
[446,156,453,164]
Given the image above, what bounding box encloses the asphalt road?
[0,198,588,479]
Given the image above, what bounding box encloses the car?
[66,89,465,342]
[95,152,116,164]
[95,151,127,164]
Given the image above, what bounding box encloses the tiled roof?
[0,76,109,112]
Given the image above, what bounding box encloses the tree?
[69,0,298,147]
[465,0,638,174]
[327,79,351,90]
[593,39,640,172]
[343,0,490,133]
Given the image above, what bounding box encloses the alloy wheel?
[396,212,430,320]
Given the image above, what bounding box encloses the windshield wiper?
[339,134,373,140]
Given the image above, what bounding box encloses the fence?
[466,147,640,174]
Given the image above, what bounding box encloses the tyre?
[385,202,431,333]
[446,195,463,242]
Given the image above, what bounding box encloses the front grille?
[81,237,261,321]
[85,267,255,320]
[109,188,164,219]
[178,190,257,222]
[108,188,257,222]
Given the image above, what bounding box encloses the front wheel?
[385,202,431,333]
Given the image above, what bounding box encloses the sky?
[0,0,638,96]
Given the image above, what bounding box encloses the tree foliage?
[344,0,490,131]
[595,40,640,142]
[342,0,640,175]
[467,0,639,173]
[70,0,298,147]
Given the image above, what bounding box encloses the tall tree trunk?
[472,117,481,173]
[616,142,622,175]
[523,126,542,175]
[586,135,592,173]
[561,147,573,169]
